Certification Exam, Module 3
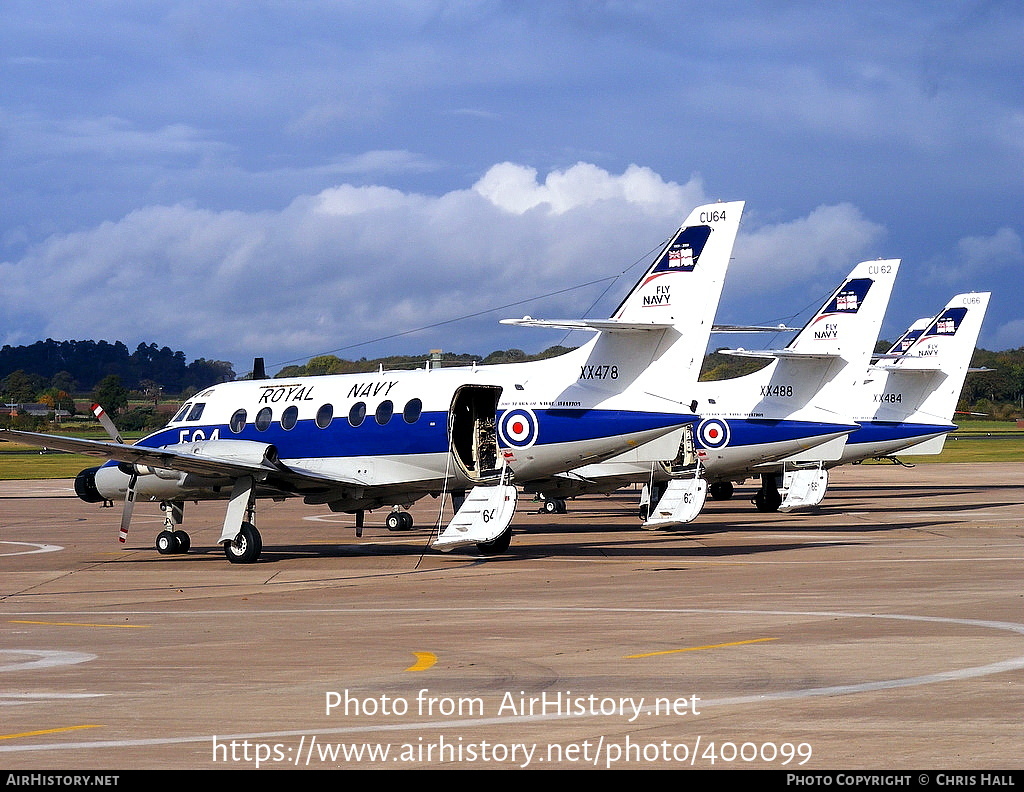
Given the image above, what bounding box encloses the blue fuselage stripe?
[698,419,852,450]
[133,408,697,459]
[847,421,956,445]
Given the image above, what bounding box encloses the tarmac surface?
[1,462,1022,771]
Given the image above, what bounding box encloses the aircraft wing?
[0,428,339,484]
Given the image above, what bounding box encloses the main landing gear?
[540,497,567,514]
[224,521,262,564]
[752,474,783,512]
[708,481,734,501]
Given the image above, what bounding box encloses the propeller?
[91,404,135,543]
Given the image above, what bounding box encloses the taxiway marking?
[1,725,102,741]
[406,652,438,671]
[625,637,778,659]
[10,620,148,629]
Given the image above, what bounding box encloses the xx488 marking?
[760,384,793,398]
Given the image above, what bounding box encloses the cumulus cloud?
[729,203,888,297]
[0,162,895,371]
[925,227,1023,289]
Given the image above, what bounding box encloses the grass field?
[2,419,1020,480]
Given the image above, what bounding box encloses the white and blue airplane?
[521,257,902,525]
[706,290,991,514]
[826,291,992,464]
[0,201,744,563]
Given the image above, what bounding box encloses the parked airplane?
[827,291,992,463]
[708,290,991,513]
[0,201,744,563]
[523,258,902,525]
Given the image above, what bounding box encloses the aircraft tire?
[386,511,413,531]
[172,531,190,553]
[224,522,262,564]
[542,499,566,514]
[156,530,178,555]
[709,481,734,501]
[476,526,512,555]
[752,490,782,513]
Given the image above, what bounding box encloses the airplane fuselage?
[78,348,696,512]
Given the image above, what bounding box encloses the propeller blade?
[119,474,137,543]
[91,403,124,444]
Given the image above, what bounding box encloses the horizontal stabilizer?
[869,361,942,373]
[711,324,800,333]
[718,348,841,361]
[500,317,673,333]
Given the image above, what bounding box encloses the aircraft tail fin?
[786,259,901,362]
[868,292,991,425]
[503,201,744,398]
[745,259,901,417]
[606,201,744,394]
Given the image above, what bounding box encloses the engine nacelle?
[75,441,281,505]
[161,439,279,467]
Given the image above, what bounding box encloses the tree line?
[0,340,235,400]
[3,338,1022,430]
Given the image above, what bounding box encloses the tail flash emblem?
[836,292,859,311]
[668,245,694,268]
[925,307,967,338]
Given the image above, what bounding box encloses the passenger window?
[375,400,394,425]
[255,407,272,431]
[229,409,247,433]
[403,398,422,424]
[186,403,206,421]
[348,402,366,427]
[281,405,298,430]
[316,403,334,429]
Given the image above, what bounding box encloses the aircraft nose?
[74,466,104,503]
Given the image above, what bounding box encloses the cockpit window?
[172,403,192,422]
[186,403,206,421]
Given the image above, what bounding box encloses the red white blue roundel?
[498,408,539,449]
[697,418,731,449]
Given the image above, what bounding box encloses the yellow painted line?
[626,637,778,659]
[406,652,437,671]
[1,725,103,741]
[10,620,148,629]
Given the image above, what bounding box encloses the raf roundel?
[498,408,539,449]
[697,418,731,449]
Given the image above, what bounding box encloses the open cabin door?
[448,385,502,483]
[659,423,697,476]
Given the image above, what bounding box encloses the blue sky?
[2,1,1021,375]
